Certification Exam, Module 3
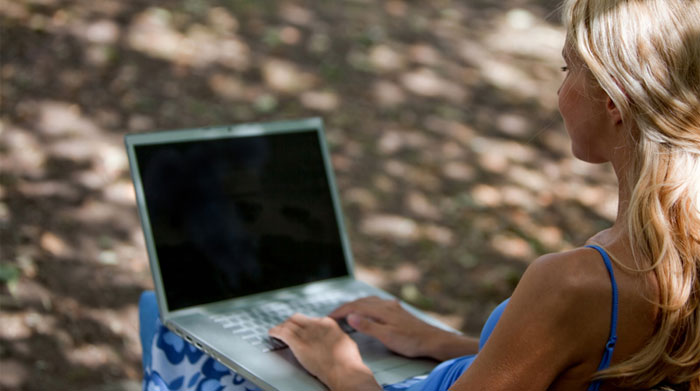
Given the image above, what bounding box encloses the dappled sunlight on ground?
[1,0,619,389]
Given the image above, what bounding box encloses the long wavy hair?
[563,0,700,388]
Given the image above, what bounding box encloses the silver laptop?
[125,118,455,390]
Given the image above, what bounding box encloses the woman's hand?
[329,296,478,361]
[268,313,382,391]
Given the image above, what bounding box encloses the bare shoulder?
[521,247,614,299]
[510,247,616,357]
[449,247,617,389]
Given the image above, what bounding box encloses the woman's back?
[544,232,658,390]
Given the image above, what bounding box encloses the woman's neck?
[608,134,636,241]
[588,148,639,267]
[584,131,631,233]
[610,166,632,241]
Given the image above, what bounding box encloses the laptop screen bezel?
[125,117,355,318]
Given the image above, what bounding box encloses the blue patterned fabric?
[144,319,264,391]
[139,292,263,391]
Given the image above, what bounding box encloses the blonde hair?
[563,0,700,388]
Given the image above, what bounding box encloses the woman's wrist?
[325,362,382,391]
[421,329,479,361]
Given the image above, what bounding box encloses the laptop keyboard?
[209,292,367,352]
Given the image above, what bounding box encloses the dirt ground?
[0,0,618,390]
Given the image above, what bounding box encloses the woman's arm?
[330,296,480,361]
[450,250,611,390]
[267,297,480,390]
[421,330,480,361]
[270,249,608,390]
[268,299,479,390]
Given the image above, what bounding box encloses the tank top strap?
[584,244,619,391]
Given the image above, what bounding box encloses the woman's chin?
[572,147,607,164]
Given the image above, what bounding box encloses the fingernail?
[347,313,360,326]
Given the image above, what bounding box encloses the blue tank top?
[386,244,619,391]
[585,244,619,391]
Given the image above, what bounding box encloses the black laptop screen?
[135,130,349,311]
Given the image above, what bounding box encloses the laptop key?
[242,333,261,341]
[233,329,254,337]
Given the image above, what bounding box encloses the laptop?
[125,118,456,390]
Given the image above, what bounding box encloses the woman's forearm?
[421,330,480,361]
[325,363,382,391]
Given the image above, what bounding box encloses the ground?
[0,0,618,390]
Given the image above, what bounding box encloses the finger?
[268,327,299,347]
[286,312,313,327]
[329,297,389,319]
[332,296,383,313]
[346,313,390,340]
[269,317,304,343]
[268,325,293,344]
[331,306,394,325]
[330,305,385,323]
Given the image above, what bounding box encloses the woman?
[268,0,700,389]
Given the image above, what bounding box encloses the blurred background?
[0,0,619,389]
